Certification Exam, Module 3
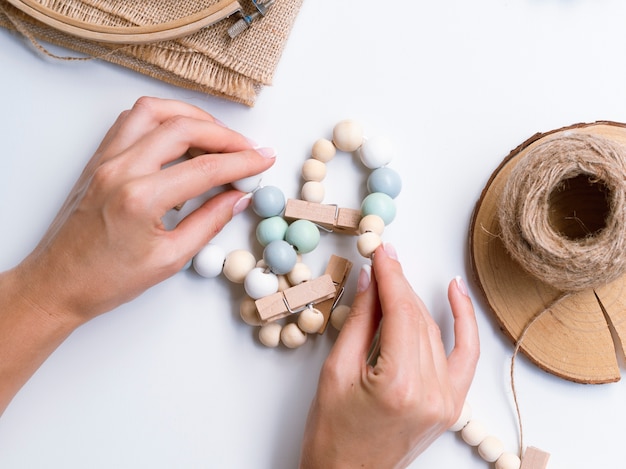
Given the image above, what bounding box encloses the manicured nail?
[383,242,398,260]
[232,193,252,216]
[255,147,277,159]
[357,264,372,292]
[455,276,469,297]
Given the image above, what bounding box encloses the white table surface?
[2,1,626,468]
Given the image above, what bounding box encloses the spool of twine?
[497,132,626,292]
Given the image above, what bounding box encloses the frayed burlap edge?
[0,0,303,105]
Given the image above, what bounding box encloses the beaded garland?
[191,119,402,348]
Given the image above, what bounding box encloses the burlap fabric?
[0,0,303,106]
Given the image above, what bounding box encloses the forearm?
[0,268,81,415]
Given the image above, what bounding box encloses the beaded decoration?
[191,119,401,348]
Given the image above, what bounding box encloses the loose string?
[509,292,571,459]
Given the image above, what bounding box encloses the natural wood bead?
[302,158,327,182]
[496,452,522,469]
[287,262,312,285]
[277,274,291,292]
[478,435,505,463]
[449,401,472,432]
[280,323,308,348]
[357,231,382,258]
[223,249,256,283]
[330,304,351,330]
[461,420,487,446]
[358,214,385,235]
[259,322,282,347]
[333,119,364,152]
[301,181,325,203]
[311,138,336,162]
[298,307,325,333]
[240,297,261,326]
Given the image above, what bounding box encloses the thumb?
[327,264,381,365]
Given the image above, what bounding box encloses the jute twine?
[495,131,626,458]
[498,132,626,291]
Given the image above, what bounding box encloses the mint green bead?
[256,216,289,247]
[361,192,396,225]
[285,220,320,254]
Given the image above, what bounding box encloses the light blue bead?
[285,219,320,254]
[263,240,298,275]
[361,192,396,225]
[367,167,402,199]
[252,186,285,218]
[256,216,289,247]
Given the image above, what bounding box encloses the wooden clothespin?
[284,199,362,235]
[314,255,353,334]
[255,274,336,323]
[521,447,550,469]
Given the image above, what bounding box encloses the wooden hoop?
[5,0,242,44]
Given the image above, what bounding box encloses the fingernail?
[255,147,277,159]
[233,193,252,216]
[455,276,469,297]
[383,242,398,260]
[357,264,372,292]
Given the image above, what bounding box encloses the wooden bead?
[358,214,385,236]
[496,452,522,469]
[301,181,325,203]
[333,119,364,152]
[311,138,336,162]
[277,274,291,291]
[232,174,262,193]
[259,322,282,347]
[357,231,382,258]
[449,401,472,431]
[240,297,261,326]
[330,304,351,330]
[244,267,279,299]
[461,420,487,446]
[302,158,327,182]
[359,135,394,169]
[361,192,396,225]
[287,262,312,285]
[478,435,505,462]
[280,323,307,348]
[193,243,225,278]
[223,249,256,283]
[298,307,325,333]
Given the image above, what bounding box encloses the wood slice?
[469,121,626,384]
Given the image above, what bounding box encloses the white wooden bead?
[333,119,364,152]
[495,452,521,469]
[311,138,336,162]
[357,231,382,258]
[298,307,325,333]
[287,262,312,285]
[478,435,505,462]
[359,135,394,169]
[280,323,308,348]
[330,304,351,330]
[301,181,325,203]
[461,420,488,446]
[449,401,472,431]
[232,174,263,193]
[223,249,256,283]
[193,243,225,278]
[259,323,282,347]
[240,297,261,326]
[358,214,385,236]
[244,267,279,299]
[302,158,327,182]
